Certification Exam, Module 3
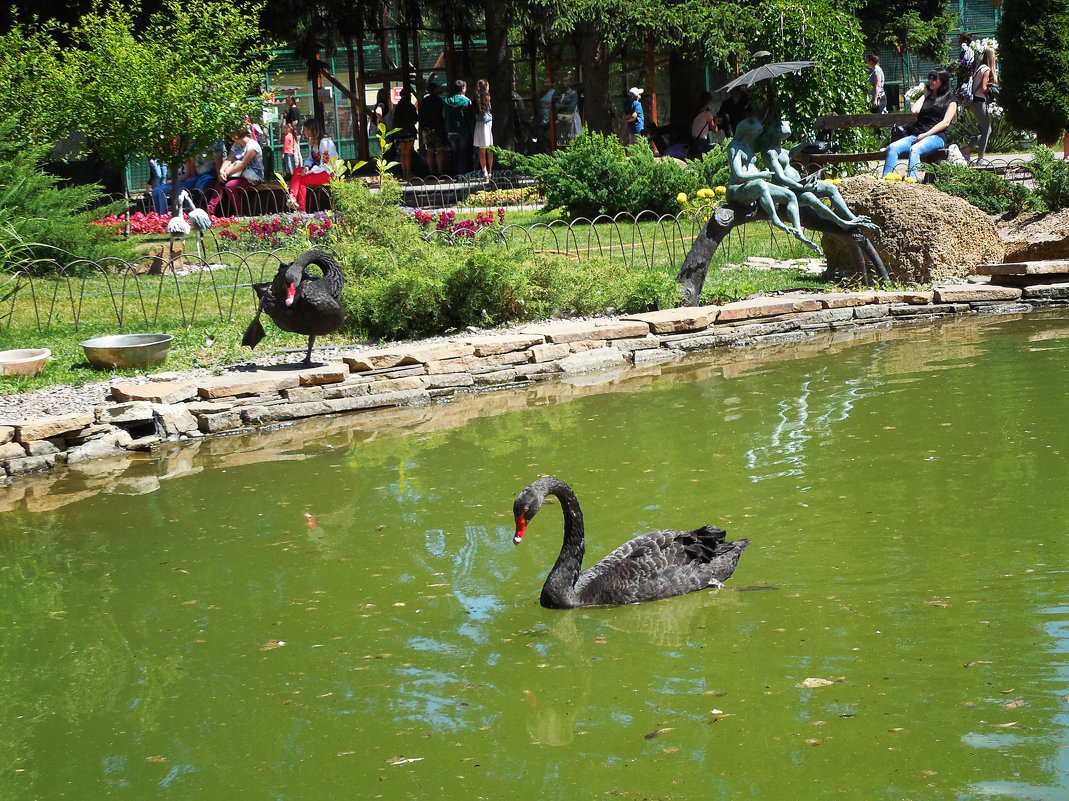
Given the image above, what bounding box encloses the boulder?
[822,175,1004,283]
[996,209,1069,262]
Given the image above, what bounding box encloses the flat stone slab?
[933,285,1023,303]
[717,296,822,322]
[197,371,301,399]
[558,347,627,374]
[622,307,715,333]
[870,290,935,305]
[1022,282,1069,300]
[342,341,476,370]
[976,260,1069,276]
[111,381,198,404]
[464,334,545,356]
[807,292,881,309]
[519,319,650,343]
[12,413,95,443]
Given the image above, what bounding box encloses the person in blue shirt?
[624,87,644,145]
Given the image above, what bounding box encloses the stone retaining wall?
[2,282,1066,490]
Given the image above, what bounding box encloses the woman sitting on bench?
[881,69,956,182]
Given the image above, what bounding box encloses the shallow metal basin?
[0,348,51,377]
[79,334,173,370]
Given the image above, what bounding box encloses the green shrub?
[495,132,729,219]
[0,134,132,272]
[1023,146,1069,211]
[928,161,1039,216]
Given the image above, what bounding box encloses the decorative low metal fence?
[0,206,808,334]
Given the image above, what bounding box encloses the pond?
[2,310,1068,800]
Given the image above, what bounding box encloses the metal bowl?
[0,348,51,377]
[79,334,174,370]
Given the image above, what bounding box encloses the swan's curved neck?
[540,479,586,608]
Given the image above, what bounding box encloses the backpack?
[955,75,973,103]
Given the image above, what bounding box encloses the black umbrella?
[719,60,817,93]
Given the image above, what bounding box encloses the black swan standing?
[512,477,750,609]
[242,249,346,364]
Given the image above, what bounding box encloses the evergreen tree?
[998,0,1069,143]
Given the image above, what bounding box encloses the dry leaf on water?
[261,639,286,650]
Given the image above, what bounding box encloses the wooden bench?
[796,112,948,174]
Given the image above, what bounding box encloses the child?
[282,122,297,179]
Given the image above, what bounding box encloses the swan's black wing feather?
[241,317,266,348]
[575,526,749,606]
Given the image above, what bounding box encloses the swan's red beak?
[513,515,527,545]
[284,283,297,307]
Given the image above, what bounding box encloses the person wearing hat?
[624,87,645,145]
[419,81,448,175]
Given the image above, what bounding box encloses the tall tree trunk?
[577,21,612,136]
[483,0,512,152]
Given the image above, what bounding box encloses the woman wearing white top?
[206,128,264,217]
[287,119,339,211]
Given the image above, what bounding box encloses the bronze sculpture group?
[678,113,888,305]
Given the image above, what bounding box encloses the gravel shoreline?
[0,348,346,423]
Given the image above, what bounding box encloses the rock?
[622,307,715,333]
[0,425,13,445]
[823,174,1004,283]
[63,429,133,464]
[24,440,60,457]
[97,401,155,425]
[933,285,1022,303]
[0,441,26,459]
[152,404,199,439]
[996,209,1069,262]
[13,413,95,443]
[558,347,627,374]
[111,381,198,404]
[717,296,821,322]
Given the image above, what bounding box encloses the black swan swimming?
[512,477,750,609]
[242,250,346,364]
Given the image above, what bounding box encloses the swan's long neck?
[540,479,586,608]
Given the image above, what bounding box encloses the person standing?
[284,95,301,128]
[392,86,419,179]
[689,91,717,156]
[419,82,448,175]
[281,121,298,179]
[866,53,887,113]
[473,79,494,179]
[624,87,645,145]
[963,46,997,165]
[444,80,474,175]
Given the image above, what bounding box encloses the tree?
[998,0,1069,144]
[752,0,870,141]
[0,20,69,148]
[63,0,270,215]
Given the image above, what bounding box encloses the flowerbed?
[405,207,506,238]
[218,212,334,250]
[92,210,238,235]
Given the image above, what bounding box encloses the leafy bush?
[496,132,728,218]
[1023,146,1069,211]
[928,161,1039,216]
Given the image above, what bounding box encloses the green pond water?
[2,310,1069,800]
